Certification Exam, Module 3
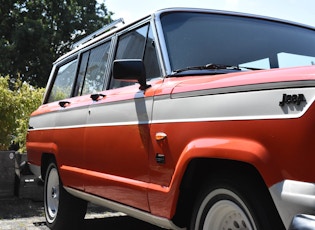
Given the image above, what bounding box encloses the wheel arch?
[172,157,282,228]
[173,137,282,191]
[41,153,57,181]
[165,137,283,224]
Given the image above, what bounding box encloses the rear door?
[44,56,91,190]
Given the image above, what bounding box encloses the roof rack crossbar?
[71,18,125,50]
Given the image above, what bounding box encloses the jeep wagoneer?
[27,8,315,230]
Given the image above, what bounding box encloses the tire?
[190,172,285,230]
[44,162,87,230]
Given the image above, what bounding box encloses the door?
[83,22,161,211]
[84,87,153,211]
[46,57,91,191]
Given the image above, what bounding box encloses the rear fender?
[27,142,58,167]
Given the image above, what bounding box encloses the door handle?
[59,101,71,108]
[90,94,106,101]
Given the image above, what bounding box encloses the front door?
[83,86,153,211]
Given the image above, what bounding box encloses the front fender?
[148,137,282,218]
[174,137,281,187]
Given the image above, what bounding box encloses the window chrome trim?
[153,13,171,76]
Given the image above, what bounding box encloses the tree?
[0,0,113,88]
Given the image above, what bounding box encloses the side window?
[116,26,148,59]
[144,26,160,79]
[81,41,111,95]
[47,59,77,103]
[110,24,161,89]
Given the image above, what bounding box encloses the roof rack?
[71,18,125,50]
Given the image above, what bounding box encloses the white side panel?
[152,88,315,123]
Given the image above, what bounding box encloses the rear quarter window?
[47,59,78,103]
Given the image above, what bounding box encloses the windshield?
[160,12,315,73]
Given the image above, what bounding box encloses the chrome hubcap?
[46,167,59,223]
[203,200,252,230]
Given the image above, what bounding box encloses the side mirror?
[113,59,151,90]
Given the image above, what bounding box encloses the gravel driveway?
[0,198,163,230]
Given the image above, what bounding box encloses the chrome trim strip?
[171,81,315,99]
[153,11,171,75]
[64,187,185,230]
[28,121,144,131]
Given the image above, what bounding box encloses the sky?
[103,0,315,28]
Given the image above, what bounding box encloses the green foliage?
[49,86,69,102]
[0,76,44,152]
[0,77,16,150]
[0,0,113,88]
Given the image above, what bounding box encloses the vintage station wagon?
[27,7,315,230]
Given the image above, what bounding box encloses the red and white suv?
[27,8,315,230]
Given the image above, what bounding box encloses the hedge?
[0,76,45,152]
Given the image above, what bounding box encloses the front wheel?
[192,188,257,230]
[44,162,87,229]
[190,172,285,230]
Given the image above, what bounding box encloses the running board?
[64,186,185,230]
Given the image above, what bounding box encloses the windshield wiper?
[173,63,263,74]
[173,63,241,74]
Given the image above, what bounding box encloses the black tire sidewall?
[44,162,60,229]
[193,187,258,230]
[44,162,87,229]
[190,173,285,230]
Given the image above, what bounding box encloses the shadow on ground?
[0,198,44,219]
[0,198,163,229]
[32,216,163,230]
[86,216,162,229]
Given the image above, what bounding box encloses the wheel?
[44,162,87,229]
[192,188,256,230]
[190,171,285,230]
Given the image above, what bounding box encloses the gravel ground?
[0,198,163,230]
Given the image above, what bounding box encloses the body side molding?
[64,187,185,230]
